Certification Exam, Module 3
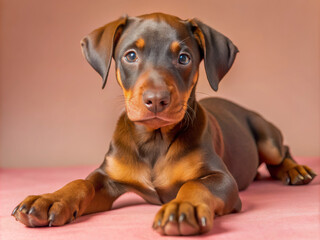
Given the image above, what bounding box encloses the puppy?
[12,13,316,236]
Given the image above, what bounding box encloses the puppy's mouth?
[134,116,174,129]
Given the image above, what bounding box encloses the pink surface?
[1,158,319,240]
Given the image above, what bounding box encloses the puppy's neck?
[112,98,205,167]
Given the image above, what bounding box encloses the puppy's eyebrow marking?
[135,38,145,49]
[170,41,181,53]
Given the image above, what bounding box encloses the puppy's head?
[81,13,238,129]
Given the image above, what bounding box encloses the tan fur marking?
[116,69,132,99]
[192,70,199,86]
[116,69,124,88]
[170,41,181,53]
[153,150,203,188]
[180,70,199,112]
[258,139,282,165]
[135,38,145,49]
[175,181,225,215]
[280,158,298,170]
[106,156,155,191]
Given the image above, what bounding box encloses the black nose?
[143,90,171,113]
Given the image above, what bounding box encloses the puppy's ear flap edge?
[189,18,239,91]
[80,16,128,89]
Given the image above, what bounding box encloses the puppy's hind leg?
[248,113,316,185]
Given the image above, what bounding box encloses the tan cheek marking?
[192,70,199,86]
[180,70,199,111]
[106,156,155,191]
[170,41,181,53]
[125,77,146,121]
[116,68,123,88]
[135,38,145,49]
[153,150,203,188]
[116,69,133,100]
[187,70,199,96]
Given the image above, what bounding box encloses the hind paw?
[283,165,316,185]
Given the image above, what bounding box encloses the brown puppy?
[12,13,316,236]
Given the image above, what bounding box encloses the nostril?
[160,100,168,106]
[146,100,153,106]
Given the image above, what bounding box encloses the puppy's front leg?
[12,168,124,227]
[153,172,241,236]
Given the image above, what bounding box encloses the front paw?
[12,194,79,227]
[152,200,213,236]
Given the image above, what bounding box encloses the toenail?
[11,206,19,216]
[201,217,207,227]
[48,213,55,227]
[179,213,186,222]
[169,213,175,222]
[28,207,35,215]
[19,205,26,212]
[286,177,290,185]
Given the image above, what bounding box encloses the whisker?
[114,95,126,109]
[196,91,212,97]
[177,101,196,129]
[178,36,191,45]
[185,110,192,128]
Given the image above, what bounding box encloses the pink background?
[0,0,319,168]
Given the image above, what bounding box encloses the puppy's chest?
[105,147,204,203]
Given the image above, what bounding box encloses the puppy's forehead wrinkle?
[121,18,187,50]
[140,22,177,46]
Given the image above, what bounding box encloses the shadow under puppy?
[12,13,316,236]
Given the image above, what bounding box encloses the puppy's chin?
[126,105,187,130]
[134,118,174,130]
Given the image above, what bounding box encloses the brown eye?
[178,53,191,65]
[125,51,138,62]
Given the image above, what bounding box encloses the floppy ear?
[189,19,238,91]
[81,16,127,89]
